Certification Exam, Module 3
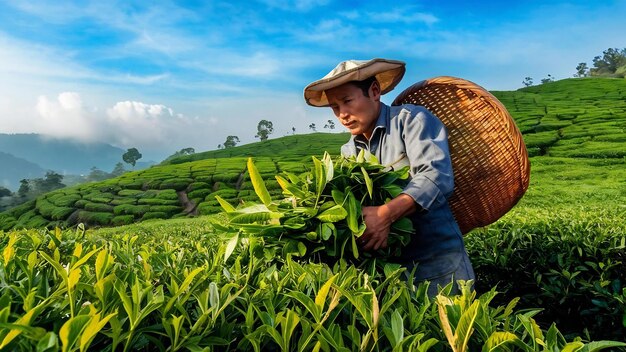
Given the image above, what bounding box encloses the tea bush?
[2,225,623,351]
[466,206,626,341]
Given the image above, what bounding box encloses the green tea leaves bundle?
[215,151,414,262]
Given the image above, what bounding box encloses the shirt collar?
[353,102,390,145]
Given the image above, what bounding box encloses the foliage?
[216,152,413,265]
[324,120,336,130]
[467,206,626,342]
[255,119,274,141]
[575,62,589,77]
[590,47,626,77]
[223,135,240,149]
[309,123,317,131]
[122,148,142,168]
[540,74,555,84]
[164,147,195,162]
[1,224,623,351]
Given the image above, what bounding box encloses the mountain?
[0,152,45,191]
[0,134,128,175]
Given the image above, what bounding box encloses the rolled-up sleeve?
[400,107,454,211]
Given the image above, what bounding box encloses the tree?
[591,47,626,76]
[522,77,534,87]
[165,147,195,161]
[309,123,317,131]
[540,74,554,84]
[324,120,335,130]
[223,135,240,148]
[0,186,11,198]
[122,148,142,168]
[87,167,109,182]
[34,171,65,193]
[110,162,126,177]
[574,62,589,77]
[292,127,296,135]
[17,179,30,198]
[255,120,274,141]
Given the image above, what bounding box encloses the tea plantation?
[1,77,625,351]
[1,78,625,231]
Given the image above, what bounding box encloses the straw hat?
[304,58,406,107]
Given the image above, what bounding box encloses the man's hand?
[358,194,419,252]
[359,205,392,251]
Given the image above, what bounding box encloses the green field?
[1,77,626,350]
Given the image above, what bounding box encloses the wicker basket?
[392,76,530,234]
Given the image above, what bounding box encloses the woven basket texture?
[392,76,530,234]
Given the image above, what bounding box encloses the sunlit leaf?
[215,195,236,212]
[224,232,240,262]
[316,205,348,222]
[59,315,90,352]
[361,166,373,199]
[247,157,272,206]
[315,274,338,311]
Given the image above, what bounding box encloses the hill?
[1,77,625,230]
[492,77,626,158]
[0,151,45,191]
[0,133,142,174]
[162,132,351,165]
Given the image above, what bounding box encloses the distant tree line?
[576,47,626,78]
[522,47,626,87]
[0,171,66,211]
[217,118,338,149]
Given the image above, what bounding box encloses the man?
[304,58,475,296]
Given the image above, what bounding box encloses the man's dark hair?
[350,76,378,97]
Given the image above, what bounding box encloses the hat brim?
[304,58,406,107]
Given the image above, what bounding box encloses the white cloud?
[34,92,101,142]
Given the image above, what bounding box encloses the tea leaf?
[36,332,59,352]
[316,205,347,223]
[79,312,117,352]
[224,232,239,262]
[286,291,321,322]
[59,315,90,352]
[390,309,404,347]
[315,274,338,311]
[2,233,17,266]
[436,295,456,350]
[454,300,480,352]
[581,341,626,352]
[215,195,236,212]
[247,157,272,206]
[323,152,334,183]
[345,191,359,233]
[561,341,585,352]
[482,331,518,352]
[0,306,41,349]
[361,166,373,199]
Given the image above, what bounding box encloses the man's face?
[326,81,381,140]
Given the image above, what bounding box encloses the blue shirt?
[340,103,466,279]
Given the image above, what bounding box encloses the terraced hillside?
[0,133,359,230]
[162,132,350,164]
[1,77,625,230]
[493,77,626,157]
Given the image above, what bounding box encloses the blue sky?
[1,0,625,160]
